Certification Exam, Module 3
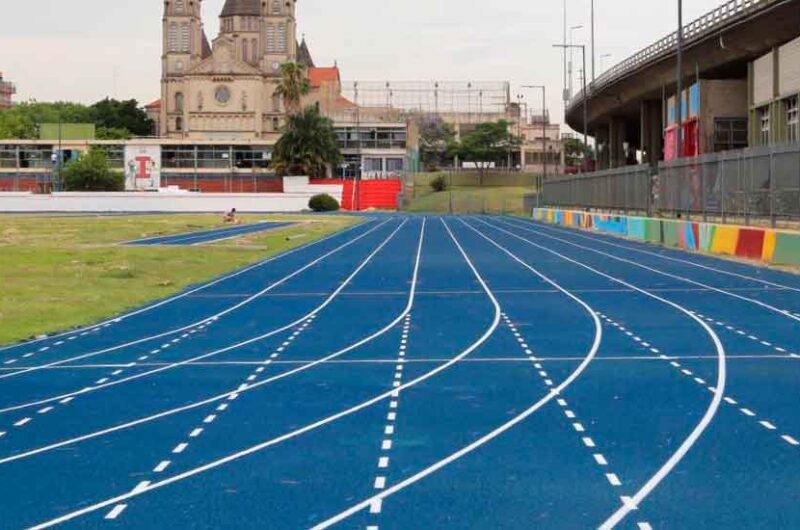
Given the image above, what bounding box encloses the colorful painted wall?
[532,208,800,267]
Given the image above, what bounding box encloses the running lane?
[124,221,293,246]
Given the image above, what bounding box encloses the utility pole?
[562,0,568,109]
[591,0,596,82]
[676,0,684,160]
[554,44,589,173]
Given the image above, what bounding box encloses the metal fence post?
[769,149,776,228]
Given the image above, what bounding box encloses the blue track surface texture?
[125,221,292,246]
[2,214,800,529]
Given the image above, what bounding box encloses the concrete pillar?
[595,126,610,170]
[609,118,627,169]
[640,100,663,168]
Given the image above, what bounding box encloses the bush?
[430,175,448,193]
[62,147,124,191]
[308,193,340,212]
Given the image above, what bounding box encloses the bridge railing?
[568,0,780,113]
[542,143,800,226]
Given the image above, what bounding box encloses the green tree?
[90,98,153,137]
[275,62,310,115]
[273,106,341,178]
[62,147,124,191]
[0,99,152,140]
[456,120,520,183]
[563,137,595,167]
[418,115,457,172]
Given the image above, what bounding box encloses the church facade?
[160,0,314,141]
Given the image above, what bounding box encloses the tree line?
[0,98,154,140]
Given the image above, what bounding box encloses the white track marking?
[26,218,509,529]
[0,221,426,469]
[0,220,389,384]
[104,505,127,520]
[496,217,800,326]
[306,218,603,530]
[0,220,405,414]
[0,220,371,356]
[473,218,727,530]
[507,216,800,294]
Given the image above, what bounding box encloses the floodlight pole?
[554,44,589,173]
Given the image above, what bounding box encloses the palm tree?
[274,62,310,115]
[273,106,341,178]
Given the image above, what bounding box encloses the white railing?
[568,0,783,112]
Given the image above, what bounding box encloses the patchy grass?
[0,214,360,345]
[404,186,531,215]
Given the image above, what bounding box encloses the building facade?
[160,0,300,141]
[0,72,15,109]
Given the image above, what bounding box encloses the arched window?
[175,117,183,132]
[242,39,249,63]
[175,92,184,112]
[251,38,258,63]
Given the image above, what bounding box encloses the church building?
[160,0,315,141]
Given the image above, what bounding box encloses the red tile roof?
[145,99,162,109]
[308,67,340,88]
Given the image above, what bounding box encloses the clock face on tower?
[215,86,231,105]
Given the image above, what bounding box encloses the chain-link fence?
[542,143,800,225]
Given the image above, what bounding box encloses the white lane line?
[0,220,391,393]
[606,473,622,487]
[740,408,756,417]
[374,476,386,490]
[203,415,217,424]
[104,505,127,520]
[189,428,203,438]
[724,397,738,405]
[23,219,503,530]
[760,421,777,431]
[172,443,188,454]
[37,407,54,415]
[582,437,596,448]
[153,461,171,473]
[594,454,609,466]
[638,523,654,530]
[477,218,728,530]
[378,457,390,469]
[14,418,31,427]
[782,435,800,446]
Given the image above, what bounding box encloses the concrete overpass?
[566,0,800,169]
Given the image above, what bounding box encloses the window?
[277,23,287,53]
[251,38,258,63]
[272,117,280,131]
[180,23,190,52]
[168,23,178,52]
[272,0,282,15]
[242,39,249,63]
[759,106,770,146]
[272,94,281,112]
[787,97,798,143]
[174,92,184,112]
[713,118,748,152]
[174,0,185,14]
[266,25,276,52]
[175,117,183,132]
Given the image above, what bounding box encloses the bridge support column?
[609,118,627,169]
[595,126,610,170]
[640,100,663,168]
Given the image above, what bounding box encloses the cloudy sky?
[1,0,724,124]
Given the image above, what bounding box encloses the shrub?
[308,193,340,212]
[430,175,448,193]
[62,147,124,191]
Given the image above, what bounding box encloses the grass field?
[0,214,359,345]
[403,186,532,214]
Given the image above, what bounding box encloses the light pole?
[554,44,589,172]
[568,25,583,101]
[676,0,684,160]
[522,85,547,180]
[591,0,596,82]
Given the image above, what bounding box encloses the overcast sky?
[1,0,724,124]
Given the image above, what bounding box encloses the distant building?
[0,72,16,109]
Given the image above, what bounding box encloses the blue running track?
[125,221,293,246]
[2,214,800,529]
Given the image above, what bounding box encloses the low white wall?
[0,191,338,213]
[282,176,344,197]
